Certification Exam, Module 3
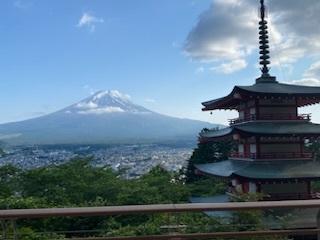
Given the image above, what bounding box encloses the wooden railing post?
[11,219,17,240]
[0,220,9,240]
[317,209,320,240]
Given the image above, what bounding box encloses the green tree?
[20,158,123,206]
[185,129,235,183]
[113,166,189,231]
[187,178,226,197]
[0,156,246,238]
[0,164,21,197]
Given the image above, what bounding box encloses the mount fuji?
[0,90,218,145]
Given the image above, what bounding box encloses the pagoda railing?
[229,115,256,125]
[259,113,311,121]
[229,113,311,125]
[230,152,313,160]
[265,192,320,201]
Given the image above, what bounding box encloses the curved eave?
[202,83,320,111]
[195,160,320,180]
[199,127,234,143]
[236,122,320,137]
[200,122,320,142]
[195,160,248,178]
[237,87,320,108]
[202,87,240,111]
[235,160,320,180]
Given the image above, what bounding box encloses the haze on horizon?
[1,0,320,125]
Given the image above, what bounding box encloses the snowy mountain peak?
[92,90,131,102]
[0,90,218,145]
[66,90,151,115]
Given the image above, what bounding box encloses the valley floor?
[0,144,193,178]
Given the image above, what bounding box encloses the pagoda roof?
[202,81,320,111]
[200,122,320,141]
[196,160,249,178]
[238,82,320,95]
[196,160,320,180]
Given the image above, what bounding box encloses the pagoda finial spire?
[259,0,270,77]
[256,0,277,83]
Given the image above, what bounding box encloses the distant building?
[194,0,320,202]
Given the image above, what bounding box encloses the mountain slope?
[0,90,218,145]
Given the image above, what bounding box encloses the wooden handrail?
[229,113,311,125]
[2,199,320,220]
[67,229,320,240]
[230,152,313,159]
[2,200,320,239]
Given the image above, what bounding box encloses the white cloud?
[78,107,124,115]
[271,39,306,66]
[290,78,320,86]
[77,13,104,32]
[211,59,247,74]
[288,61,320,86]
[184,0,320,74]
[76,101,98,109]
[304,61,320,78]
[0,133,22,140]
[184,0,257,62]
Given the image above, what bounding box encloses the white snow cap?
[69,90,149,115]
[93,90,131,102]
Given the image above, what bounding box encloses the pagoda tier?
[196,160,320,180]
[200,122,320,161]
[195,159,320,200]
[202,81,320,111]
[200,122,320,140]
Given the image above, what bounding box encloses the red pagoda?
[195,0,320,201]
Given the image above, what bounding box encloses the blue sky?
[1,0,320,125]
